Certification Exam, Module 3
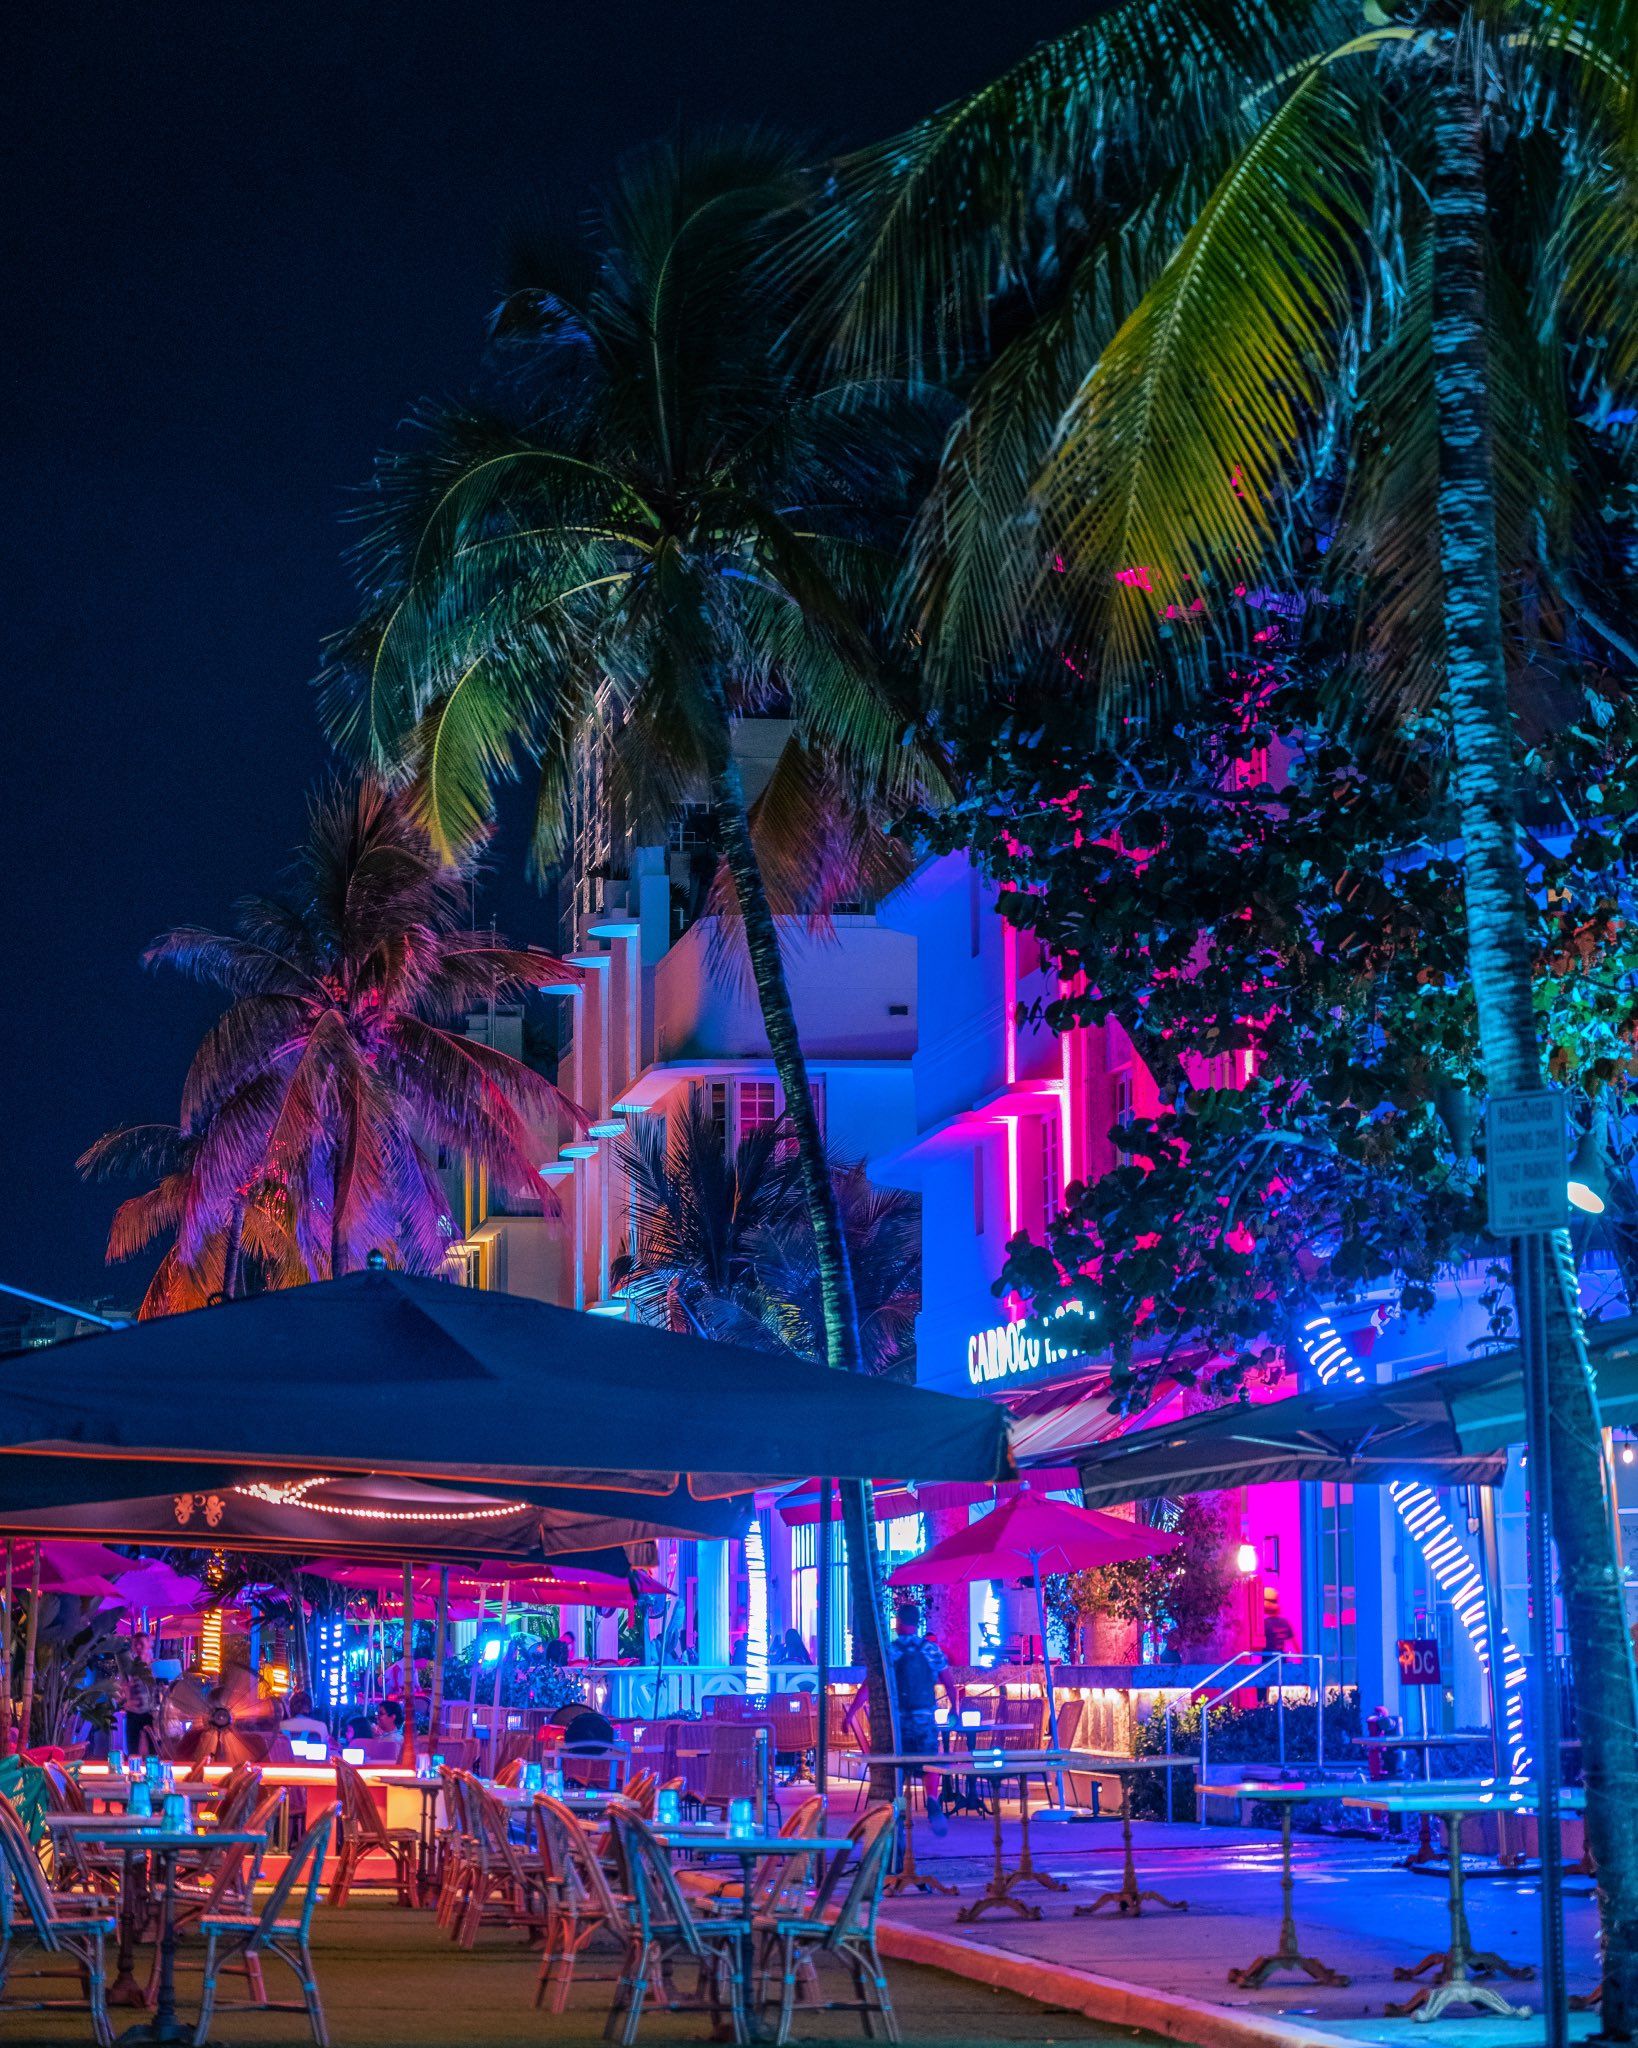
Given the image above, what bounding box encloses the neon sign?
[966,1302,1094,1386]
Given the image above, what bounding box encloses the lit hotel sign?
[966,1303,1095,1387]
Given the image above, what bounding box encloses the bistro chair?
[191,1811,333,2048]
[154,1784,286,2002]
[531,1792,634,2013]
[679,1794,824,1913]
[605,1805,751,2045]
[699,1724,762,1820]
[754,1802,898,2044]
[494,1756,527,1789]
[449,1776,548,1948]
[327,1756,420,1909]
[0,1789,119,2046]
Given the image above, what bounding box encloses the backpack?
[894,1638,939,1716]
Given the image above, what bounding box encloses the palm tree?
[813,2,1638,2021]
[614,1099,920,1377]
[324,134,930,1777]
[82,780,580,1302]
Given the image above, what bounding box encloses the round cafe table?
[71,1823,265,2046]
[1215,1781,1351,1989]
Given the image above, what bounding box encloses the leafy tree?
[820,6,1638,2006]
[325,135,939,1780]
[615,1098,919,1375]
[82,781,577,1303]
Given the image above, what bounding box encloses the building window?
[1111,1069,1135,1138]
[702,1081,728,1152]
[1040,1111,1062,1223]
[736,1080,778,1144]
[973,1151,986,1236]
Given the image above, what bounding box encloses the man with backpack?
[889,1600,957,1835]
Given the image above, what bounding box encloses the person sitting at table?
[356,1698,405,1761]
[777,1627,811,1665]
[280,1691,330,1745]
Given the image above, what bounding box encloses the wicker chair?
[0,1790,118,2045]
[327,1757,420,1908]
[698,1724,762,1820]
[531,1792,634,2013]
[605,1806,750,2045]
[192,1812,333,2048]
[153,1784,286,2002]
[678,1794,824,1911]
[449,1776,548,1948]
[754,1802,899,2044]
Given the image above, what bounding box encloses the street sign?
[1396,1637,1442,1686]
[1486,1089,1569,1236]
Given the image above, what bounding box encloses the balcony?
[652,915,916,1066]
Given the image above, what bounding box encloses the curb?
[876,1915,1360,2048]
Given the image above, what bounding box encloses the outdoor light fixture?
[538,1163,573,1183]
[560,1143,600,1160]
[538,979,581,996]
[1567,1128,1610,1215]
[198,1609,224,1677]
[587,1122,626,1138]
[1236,1542,1258,1575]
[480,1633,507,1665]
[1623,1442,1635,1467]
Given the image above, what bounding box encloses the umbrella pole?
[486,1585,510,1777]
[1029,1554,1093,1823]
[400,1560,417,1767]
[430,1567,449,1757]
[18,1548,41,1755]
[816,1479,833,1799]
[0,1539,12,1757]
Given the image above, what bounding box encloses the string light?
[1299,1314,1529,1773]
[232,1477,526,1523]
[744,1518,770,1695]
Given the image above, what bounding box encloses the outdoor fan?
[160,1664,277,1766]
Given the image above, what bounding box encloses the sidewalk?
[867,1806,1602,2048]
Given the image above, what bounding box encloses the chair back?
[623,1770,658,1819]
[820,1802,896,1947]
[493,1756,526,1789]
[201,1785,285,1912]
[748,1793,826,1916]
[334,1757,390,1850]
[561,1741,630,1792]
[39,1764,84,1816]
[0,1791,66,1946]
[772,1694,819,1752]
[607,1807,706,1957]
[1054,1697,1083,1753]
[213,1764,262,1835]
[703,1723,759,1807]
[256,1811,333,1942]
[994,1695,1044,1749]
[534,1794,629,1935]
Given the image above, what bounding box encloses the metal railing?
[581,1663,820,1720]
[1194,1649,1326,1824]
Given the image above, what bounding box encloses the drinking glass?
[728,1796,754,1839]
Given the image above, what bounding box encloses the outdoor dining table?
[931,1720,1007,1818]
[69,1821,265,2044]
[1215,1780,1352,1989]
[654,1821,854,2046]
[1340,1782,1575,2019]
[1070,1755,1197,1919]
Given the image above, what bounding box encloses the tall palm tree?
[813,2,1638,2020]
[82,781,580,1302]
[615,1099,920,1377]
[324,134,931,1777]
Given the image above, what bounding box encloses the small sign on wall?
[1396,1637,1442,1687]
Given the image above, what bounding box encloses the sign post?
[1397,1638,1441,1782]
[1485,1089,1568,2048]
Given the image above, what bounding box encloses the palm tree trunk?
[706,724,901,1801]
[1433,74,1638,2035]
[222,1196,246,1302]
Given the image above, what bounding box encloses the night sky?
[6,1,1090,1311]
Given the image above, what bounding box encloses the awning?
[0,1267,1011,1498]
[775,1469,1082,1527]
[1072,1316,1638,1509]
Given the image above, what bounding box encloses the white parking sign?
[1486,1089,1569,1236]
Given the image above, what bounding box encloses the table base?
[884,1808,957,1900]
[1227,1806,1347,1989]
[1073,1806,1185,1921]
[956,1789,1063,1922]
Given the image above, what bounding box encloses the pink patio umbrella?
[889,1488,1179,1815]
[102,1560,211,1619]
